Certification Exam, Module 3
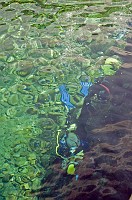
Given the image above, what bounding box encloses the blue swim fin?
[80,81,92,97]
[59,84,75,109]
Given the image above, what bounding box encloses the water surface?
[0,0,131,199]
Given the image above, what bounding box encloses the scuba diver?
[56,78,111,177]
[56,81,92,177]
[56,123,84,177]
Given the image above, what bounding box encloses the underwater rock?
[0,24,9,36]
[29,138,41,152]
[37,78,48,86]
[71,56,91,69]
[40,37,61,48]
[15,106,27,117]
[14,49,27,60]
[37,65,63,77]
[8,84,18,94]
[36,57,49,66]
[16,68,31,77]
[17,83,35,95]
[48,105,65,116]
[95,56,107,65]
[14,127,33,138]
[15,157,28,167]
[44,49,60,59]
[105,57,121,69]
[74,27,92,43]
[2,38,15,51]
[2,183,17,199]
[39,155,51,168]
[38,118,57,131]
[26,107,38,115]
[101,64,116,75]
[70,94,84,107]
[22,94,34,104]
[16,60,34,77]
[99,57,122,76]
[23,183,30,190]
[0,53,7,62]
[7,94,19,106]
[6,106,27,117]
[6,56,15,63]
[2,174,12,183]
[110,46,132,60]
[0,182,4,189]
[0,61,6,71]
[31,178,41,191]
[6,107,17,117]
[27,153,36,161]
[90,38,114,56]
[28,49,44,58]
[55,115,67,128]
[21,175,31,184]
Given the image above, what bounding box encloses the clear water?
[0,0,131,199]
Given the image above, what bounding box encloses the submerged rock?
[105,57,121,69]
[7,94,19,106]
[16,60,34,77]
[101,64,116,75]
[2,174,12,183]
[26,107,38,115]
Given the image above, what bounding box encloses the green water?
[0,0,131,199]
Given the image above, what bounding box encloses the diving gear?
[66,132,80,149]
[67,163,75,175]
[59,84,75,109]
[80,81,92,97]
